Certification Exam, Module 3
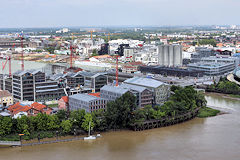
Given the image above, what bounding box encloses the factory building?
[158,45,183,67]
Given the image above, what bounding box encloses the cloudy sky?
[0,0,239,28]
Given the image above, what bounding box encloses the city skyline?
[1,0,240,28]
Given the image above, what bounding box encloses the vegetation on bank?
[206,77,240,95]
[197,107,220,118]
[0,86,206,141]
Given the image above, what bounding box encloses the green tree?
[47,115,60,131]
[0,116,13,136]
[92,110,107,131]
[56,110,68,121]
[81,113,95,132]
[61,120,72,134]
[105,92,137,129]
[70,109,86,129]
[16,116,30,135]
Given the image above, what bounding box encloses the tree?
[16,116,30,135]
[105,92,137,129]
[70,109,86,129]
[0,116,13,136]
[56,110,68,121]
[61,120,72,134]
[47,115,60,131]
[81,113,95,132]
[91,49,98,57]
[92,110,107,131]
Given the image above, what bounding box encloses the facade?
[0,90,13,107]
[80,72,108,92]
[100,85,129,102]
[140,66,204,77]
[158,45,183,67]
[58,96,69,110]
[124,77,170,105]
[34,81,66,102]
[12,70,67,102]
[100,84,153,107]
[188,62,235,76]
[69,94,107,113]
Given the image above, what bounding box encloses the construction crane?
[2,56,11,77]
[115,55,119,86]
[88,30,96,40]
[2,43,14,77]
[104,32,124,42]
[18,32,24,71]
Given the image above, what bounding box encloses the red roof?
[61,96,69,103]
[88,92,100,97]
[8,102,31,115]
[31,102,48,111]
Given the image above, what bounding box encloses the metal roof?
[124,77,167,88]
[120,83,148,92]
[69,93,103,102]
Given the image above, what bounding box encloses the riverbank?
[197,107,220,118]
[205,92,240,101]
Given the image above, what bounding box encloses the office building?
[69,93,107,112]
[124,77,170,105]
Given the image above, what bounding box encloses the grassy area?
[228,94,240,99]
[197,107,220,118]
[47,104,58,108]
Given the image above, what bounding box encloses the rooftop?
[0,90,12,98]
[124,77,167,88]
[69,93,102,102]
[101,85,129,94]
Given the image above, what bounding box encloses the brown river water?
[0,93,240,160]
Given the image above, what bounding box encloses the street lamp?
[18,134,24,146]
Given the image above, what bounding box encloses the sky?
[0,0,239,28]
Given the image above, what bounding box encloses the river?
[0,93,239,160]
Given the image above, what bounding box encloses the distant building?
[122,62,142,74]
[69,94,107,112]
[188,62,235,76]
[124,77,170,105]
[98,43,109,55]
[158,45,183,67]
[139,66,204,77]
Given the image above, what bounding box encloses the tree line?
[206,77,240,95]
[0,86,206,140]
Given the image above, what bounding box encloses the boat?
[84,121,96,140]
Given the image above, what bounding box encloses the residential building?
[0,90,13,107]
[124,77,170,105]
[69,94,107,112]
[58,96,69,110]
[8,102,52,118]
[122,62,142,73]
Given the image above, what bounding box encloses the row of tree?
[207,77,240,94]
